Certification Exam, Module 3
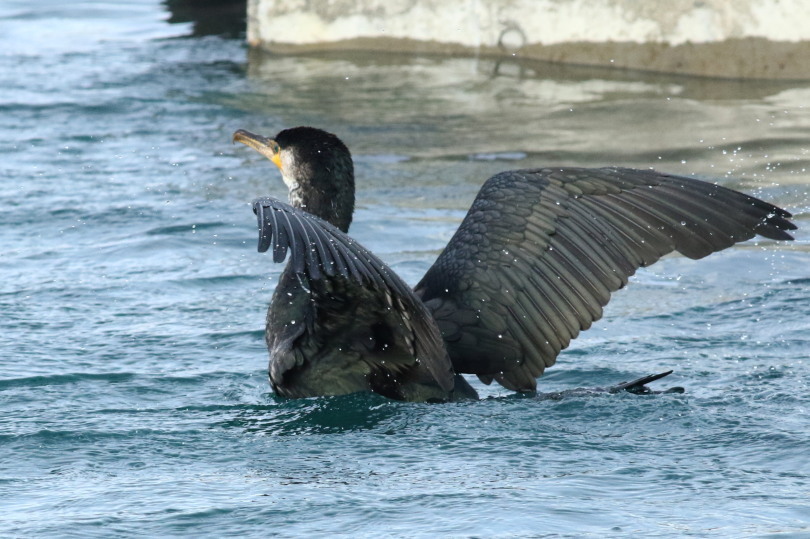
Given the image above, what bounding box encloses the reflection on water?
[236,48,810,215]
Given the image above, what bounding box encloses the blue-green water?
[2,1,810,536]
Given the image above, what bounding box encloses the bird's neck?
[288,183,354,233]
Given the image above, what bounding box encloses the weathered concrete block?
[247,0,810,79]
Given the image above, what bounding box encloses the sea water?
[1,1,809,536]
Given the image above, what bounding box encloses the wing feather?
[415,167,795,391]
[252,197,456,395]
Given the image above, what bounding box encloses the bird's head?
[233,126,355,232]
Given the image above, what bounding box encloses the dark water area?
[1,1,809,536]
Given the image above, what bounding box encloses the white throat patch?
[279,148,304,208]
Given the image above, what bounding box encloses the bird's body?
[234,127,796,402]
[265,264,476,401]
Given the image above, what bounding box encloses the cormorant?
[233,126,796,402]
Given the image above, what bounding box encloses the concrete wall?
[247,0,810,79]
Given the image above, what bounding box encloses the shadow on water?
[163,0,247,38]
[215,379,690,438]
[219,392,417,436]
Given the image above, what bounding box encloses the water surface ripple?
[1,1,809,536]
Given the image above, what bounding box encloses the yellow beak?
[233,129,282,170]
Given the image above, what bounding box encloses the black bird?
[233,126,796,402]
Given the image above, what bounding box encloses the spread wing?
[414,167,796,392]
[252,197,456,397]
[254,197,414,294]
